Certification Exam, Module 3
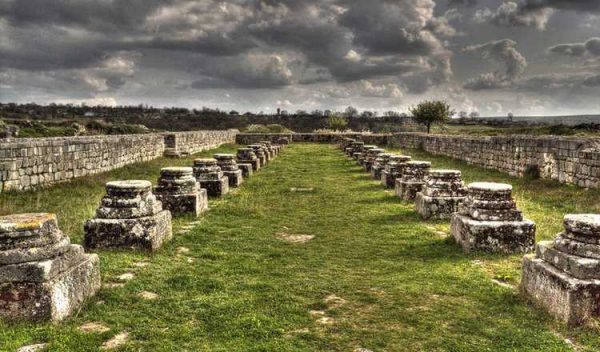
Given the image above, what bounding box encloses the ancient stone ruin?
[451,182,535,253]
[0,213,100,322]
[84,180,173,251]
[381,155,411,188]
[347,141,364,158]
[249,144,268,167]
[214,154,243,187]
[362,148,385,172]
[237,147,260,172]
[395,161,431,201]
[521,214,600,325]
[259,141,276,159]
[371,153,391,181]
[154,167,208,217]
[193,158,229,197]
[415,169,467,219]
[277,137,290,145]
[356,145,376,164]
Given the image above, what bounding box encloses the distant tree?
[469,111,480,118]
[327,113,348,131]
[507,112,514,122]
[229,110,239,116]
[323,109,333,117]
[344,106,358,118]
[296,109,307,115]
[311,109,324,117]
[384,110,400,117]
[409,100,453,134]
[459,111,468,119]
[360,110,375,118]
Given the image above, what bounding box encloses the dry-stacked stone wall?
[0,130,237,192]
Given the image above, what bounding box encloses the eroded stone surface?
[395,161,431,201]
[415,169,466,220]
[521,213,600,326]
[0,213,100,322]
[155,167,207,217]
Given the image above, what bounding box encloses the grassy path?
[1,143,600,351]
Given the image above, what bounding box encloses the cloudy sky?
[1,0,600,116]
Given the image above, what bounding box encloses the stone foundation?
[193,158,230,197]
[371,153,391,181]
[0,213,100,322]
[84,180,173,251]
[451,182,535,253]
[381,155,411,188]
[415,169,466,219]
[362,148,384,172]
[154,167,208,217]
[237,148,260,171]
[521,214,600,325]
[249,145,268,167]
[238,163,253,178]
[395,161,431,201]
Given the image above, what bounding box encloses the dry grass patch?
[101,332,129,350]
[276,232,315,243]
[78,322,110,333]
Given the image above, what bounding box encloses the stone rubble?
[395,161,431,201]
[193,158,229,197]
[154,167,208,217]
[214,154,243,187]
[84,180,173,251]
[0,213,101,322]
[521,214,600,326]
[381,155,411,188]
[451,182,536,253]
[415,169,467,219]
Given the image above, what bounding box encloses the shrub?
[244,124,292,133]
[327,114,348,131]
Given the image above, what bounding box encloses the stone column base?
[0,254,100,322]
[238,164,253,178]
[415,193,465,220]
[223,170,243,187]
[200,176,229,197]
[520,254,600,326]
[395,180,424,201]
[371,166,383,181]
[158,189,208,217]
[450,214,535,253]
[381,170,396,188]
[84,210,173,251]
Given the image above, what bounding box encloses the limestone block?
[199,176,229,197]
[415,193,464,220]
[451,214,535,253]
[238,163,253,178]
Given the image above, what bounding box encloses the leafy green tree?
[409,100,453,133]
[327,114,348,131]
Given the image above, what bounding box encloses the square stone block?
[238,163,253,178]
[84,210,172,251]
[223,170,243,187]
[395,179,424,201]
[158,189,208,217]
[200,176,229,197]
[258,156,267,166]
[371,166,384,181]
[520,254,600,326]
[239,159,260,171]
[536,241,600,280]
[0,245,85,283]
[0,254,100,322]
[415,193,465,220]
[363,161,374,172]
[381,170,397,188]
[451,214,535,253]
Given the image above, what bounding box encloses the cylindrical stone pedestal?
[521,214,600,326]
[0,213,101,322]
[154,167,208,217]
[214,154,243,187]
[395,161,431,201]
[371,153,391,181]
[451,182,535,253]
[356,144,376,162]
[362,148,385,172]
[249,145,268,167]
[415,169,467,219]
[193,158,229,197]
[84,180,173,251]
[348,141,365,157]
[237,148,260,171]
[381,155,411,188]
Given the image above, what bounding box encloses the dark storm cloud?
[462,39,527,90]
[548,38,600,57]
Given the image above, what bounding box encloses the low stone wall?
[0,130,237,192]
[235,133,389,145]
[237,132,600,188]
[389,133,600,188]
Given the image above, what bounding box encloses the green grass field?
[1,143,600,351]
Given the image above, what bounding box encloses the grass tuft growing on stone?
[1,143,600,351]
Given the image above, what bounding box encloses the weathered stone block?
[536,241,600,280]
[154,167,207,217]
[395,179,424,201]
[0,213,100,322]
[0,254,100,322]
[199,176,229,197]
[238,163,253,178]
[520,255,600,326]
[157,190,208,217]
[84,210,172,251]
[224,170,243,187]
[415,193,464,220]
[451,214,535,253]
